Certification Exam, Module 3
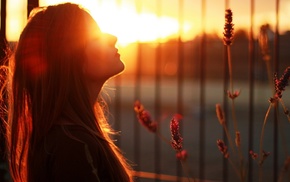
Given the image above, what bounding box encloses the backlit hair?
[2,3,133,181]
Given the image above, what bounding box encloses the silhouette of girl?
[1,3,133,182]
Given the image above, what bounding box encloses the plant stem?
[259,103,273,181]
[227,46,234,94]
[227,45,239,138]
[277,99,289,157]
[279,98,290,122]
[228,157,242,181]
[227,45,245,181]
[222,123,237,157]
[180,160,195,182]
[231,99,245,181]
[156,130,171,146]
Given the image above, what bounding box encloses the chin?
[117,60,125,73]
[108,61,125,79]
[114,66,125,77]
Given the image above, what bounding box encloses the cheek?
[85,47,101,75]
[84,56,107,80]
[84,42,124,81]
[84,55,124,82]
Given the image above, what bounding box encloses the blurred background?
[1,0,290,181]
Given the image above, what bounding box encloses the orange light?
[39,0,192,46]
[6,0,27,41]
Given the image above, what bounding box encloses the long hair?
[3,3,132,181]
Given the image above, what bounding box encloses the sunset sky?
[4,0,290,45]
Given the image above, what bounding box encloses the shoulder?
[47,125,100,147]
[45,125,106,181]
[46,125,103,159]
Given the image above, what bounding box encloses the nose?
[103,33,117,46]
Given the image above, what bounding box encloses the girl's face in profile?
[84,16,125,83]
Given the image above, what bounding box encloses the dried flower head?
[274,67,290,99]
[235,131,241,147]
[176,149,188,161]
[217,139,229,158]
[216,104,225,125]
[170,114,183,151]
[134,100,157,133]
[223,9,234,46]
[249,150,258,160]
[227,90,240,99]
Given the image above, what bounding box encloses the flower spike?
[216,104,225,125]
[134,100,157,133]
[235,131,241,147]
[223,9,234,46]
[274,67,290,99]
[217,139,229,158]
[170,114,183,151]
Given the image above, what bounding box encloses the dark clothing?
[31,125,111,182]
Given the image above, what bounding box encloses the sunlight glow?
[92,8,189,45]
[39,0,192,46]
[6,0,27,41]
[7,0,194,44]
[8,0,289,44]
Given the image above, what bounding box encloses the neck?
[86,81,104,106]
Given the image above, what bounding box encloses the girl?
[1,3,133,182]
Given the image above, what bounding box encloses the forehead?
[84,14,102,38]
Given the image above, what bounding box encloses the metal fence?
[1,0,290,182]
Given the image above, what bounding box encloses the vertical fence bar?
[248,0,255,182]
[0,0,6,38]
[274,0,280,78]
[273,0,280,181]
[27,0,39,17]
[133,1,142,177]
[133,42,141,178]
[154,1,162,181]
[223,0,230,181]
[177,0,185,180]
[177,0,184,120]
[199,0,206,180]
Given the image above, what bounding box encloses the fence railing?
[1,0,290,182]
